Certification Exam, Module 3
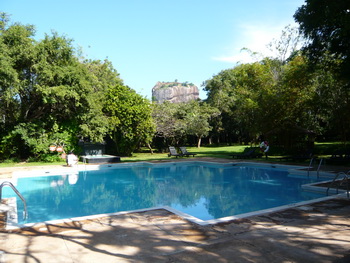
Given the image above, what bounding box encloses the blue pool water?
[2,162,326,224]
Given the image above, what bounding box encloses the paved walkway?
[0,198,349,262]
[0,160,349,262]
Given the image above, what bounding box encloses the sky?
[2,0,305,99]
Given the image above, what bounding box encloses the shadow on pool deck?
[0,198,349,262]
[0,158,349,262]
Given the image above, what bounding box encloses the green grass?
[0,142,347,167]
[121,145,248,162]
[313,142,347,155]
[0,160,67,168]
[119,142,350,165]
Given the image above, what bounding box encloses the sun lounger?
[179,147,197,157]
[168,146,182,158]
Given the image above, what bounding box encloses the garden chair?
[168,146,182,158]
[180,147,197,157]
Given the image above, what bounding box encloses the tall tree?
[204,53,320,149]
[294,0,350,82]
[152,102,187,149]
[204,61,278,144]
[267,25,303,64]
[180,100,219,148]
[203,69,240,143]
[104,84,155,156]
[152,101,219,149]
[0,14,152,159]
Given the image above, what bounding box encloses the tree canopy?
[294,0,350,83]
[0,13,154,160]
[1,10,349,160]
[152,100,219,149]
[203,24,350,149]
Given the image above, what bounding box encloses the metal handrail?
[0,181,28,220]
[307,157,314,177]
[316,158,323,178]
[326,171,350,198]
[307,158,323,178]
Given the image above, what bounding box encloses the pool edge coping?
[4,193,348,230]
[1,160,345,230]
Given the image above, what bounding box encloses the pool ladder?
[307,157,323,178]
[326,171,350,198]
[0,181,28,220]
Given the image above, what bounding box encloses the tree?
[2,29,111,157]
[204,61,277,144]
[294,1,350,141]
[308,52,350,142]
[267,25,303,64]
[180,100,219,148]
[294,0,350,82]
[104,84,155,156]
[152,101,179,151]
[152,101,219,149]
[204,52,322,149]
[0,14,153,160]
[203,69,241,144]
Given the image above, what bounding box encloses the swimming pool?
[2,162,330,226]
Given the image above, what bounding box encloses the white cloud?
[212,49,264,64]
[212,22,299,64]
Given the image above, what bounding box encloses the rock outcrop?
[152,81,199,103]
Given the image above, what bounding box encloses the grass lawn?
[0,160,67,168]
[0,145,248,167]
[121,145,248,162]
[0,142,347,168]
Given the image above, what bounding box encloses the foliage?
[309,56,350,141]
[177,100,220,148]
[204,60,278,144]
[158,81,195,89]
[203,53,331,149]
[28,153,62,163]
[293,0,350,142]
[1,12,349,159]
[104,84,155,156]
[266,25,303,64]
[202,20,350,148]
[152,101,180,141]
[0,14,153,160]
[294,0,350,82]
[152,100,219,149]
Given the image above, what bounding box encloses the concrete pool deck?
[0,158,349,262]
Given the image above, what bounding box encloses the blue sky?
[2,0,305,99]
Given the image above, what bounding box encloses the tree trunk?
[197,137,201,148]
[147,143,153,154]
